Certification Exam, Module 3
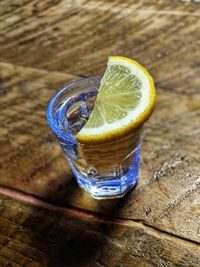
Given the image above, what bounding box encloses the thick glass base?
[68,146,141,200]
[77,173,138,200]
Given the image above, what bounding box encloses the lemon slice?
[77,56,156,143]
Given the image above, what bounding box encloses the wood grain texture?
[0,0,200,88]
[0,62,200,245]
[0,62,77,197]
[1,0,200,263]
[0,194,200,267]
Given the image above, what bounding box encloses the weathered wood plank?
[0,62,200,245]
[0,194,200,267]
[0,0,200,94]
[0,62,77,198]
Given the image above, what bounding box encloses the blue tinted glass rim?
[46,75,101,139]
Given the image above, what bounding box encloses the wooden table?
[0,1,200,266]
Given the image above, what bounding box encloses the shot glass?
[47,76,143,200]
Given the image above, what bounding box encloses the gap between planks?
[0,185,199,249]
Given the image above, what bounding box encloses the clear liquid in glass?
[47,77,141,199]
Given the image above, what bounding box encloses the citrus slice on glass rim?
[77,56,156,143]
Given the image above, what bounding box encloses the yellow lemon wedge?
[77,56,156,143]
